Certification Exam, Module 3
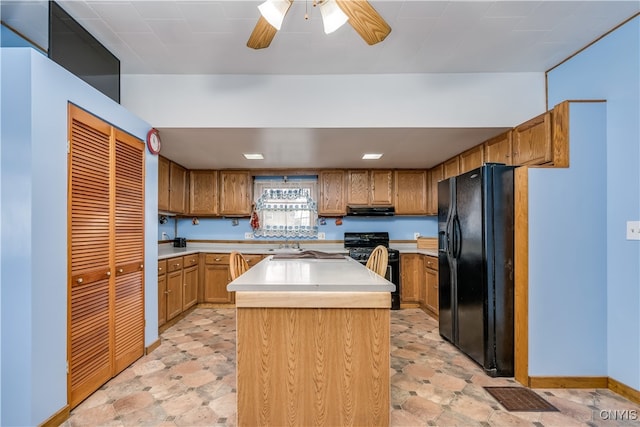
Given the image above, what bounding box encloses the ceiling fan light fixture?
[319,0,349,34]
[258,0,291,31]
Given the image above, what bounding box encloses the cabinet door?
[395,170,427,215]
[424,256,439,317]
[484,130,513,165]
[158,273,167,327]
[427,164,444,216]
[400,254,422,303]
[183,265,198,310]
[443,157,460,179]
[459,144,484,174]
[189,170,218,215]
[166,270,183,320]
[219,171,252,216]
[113,132,145,374]
[203,264,234,303]
[319,170,346,216]
[370,170,394,205]
[513,111,552,165]
[158,156,170,211]
[169,161,187,213]
[346,170,370,205]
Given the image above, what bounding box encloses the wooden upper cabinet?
[168,161,187,214]
[346,170,370,205]
[427,164,444,216]
[459,144,484,174]
[394,170,427,215]
[319,170,346,216]
[158,156,170,211]
[189,170,218,215]
[219,171,252,216]
[551,100,570,168]
[370,170,394,205]
[484,130,513,165]
[443,156,460,179]
[513,111,552,166]
[346,170,393,206]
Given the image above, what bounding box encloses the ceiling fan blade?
[336,0,391,45]
[247,16,279,49]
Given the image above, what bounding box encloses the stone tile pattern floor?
[64,308,640,426]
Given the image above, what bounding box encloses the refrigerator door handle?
[452,215,462,259]
[439,230,447,253]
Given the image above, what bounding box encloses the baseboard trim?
[39,404,69,427]
[529,376,609,389]
[609,377,640,405]
[145,338,161,355]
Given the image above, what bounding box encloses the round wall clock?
[146,128,161,155]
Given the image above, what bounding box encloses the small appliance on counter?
[173,237,187,248]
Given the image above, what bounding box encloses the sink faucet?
[292,241,300,249]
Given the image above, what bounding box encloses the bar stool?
[230,251,249,280]
[366,245,388,277]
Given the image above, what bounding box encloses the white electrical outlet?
[627,221,640,240]
[161,232,169,240]
[244,232,254,239]
[317,232,326,240]
[414,232,421,240]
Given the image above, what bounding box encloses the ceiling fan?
[247,0,391,49]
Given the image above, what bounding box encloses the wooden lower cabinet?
[182,254,199,310]
[166,269,183,320]
[203,254,234,304]
[202,253,263,304]
[158,260,167,327]
[424,255,439,318]
[400,254,422,304]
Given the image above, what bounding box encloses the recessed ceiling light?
[243,153,264,160]
[362,153,383,160]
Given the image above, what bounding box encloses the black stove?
[344,232,401,310]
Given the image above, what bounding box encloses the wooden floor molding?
[529,376,640,405]
[529,376,608,389]
[145,338,161,355]
[609,377,640,406]
[39,404,69,427]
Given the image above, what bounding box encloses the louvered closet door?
[68,105,113,408]
[114,131,145,374]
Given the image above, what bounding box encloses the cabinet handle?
[118,268,124,273]
[158,267,163,272]
[165,290,171,294]
[106,271,111,277]
[215,258,221,262]
[77,278,83,284]
[175,263,180,267]
[140,264,144,269]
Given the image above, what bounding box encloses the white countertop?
[227,256,396,292]
[158,242,437,259]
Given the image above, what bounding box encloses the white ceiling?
[3,0,639,169]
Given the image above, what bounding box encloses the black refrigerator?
[438,163,515,377]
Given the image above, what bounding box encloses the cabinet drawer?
[158,259,167,275]
[183,254,199,267]
[205,254,230,265]
[167,256,183,272]
[425,256,438,270]
[245,255,263,266]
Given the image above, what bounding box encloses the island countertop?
[227,255,395,293]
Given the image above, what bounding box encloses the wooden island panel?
[236,304,390,426]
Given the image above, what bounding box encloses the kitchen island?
[227,255,395,426]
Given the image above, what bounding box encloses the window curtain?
[253,179,318,238]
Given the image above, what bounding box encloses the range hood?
[346,206,395,217]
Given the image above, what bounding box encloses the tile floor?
[63,308,640,426]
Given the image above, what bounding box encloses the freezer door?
[438,178,455,343]
[453,167,487,368]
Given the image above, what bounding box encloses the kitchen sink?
[267,247,305,253]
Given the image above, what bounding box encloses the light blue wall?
[527,102,607,375]
[160,215,437,242]
[1,48,156,426]
[545,16,640,388]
